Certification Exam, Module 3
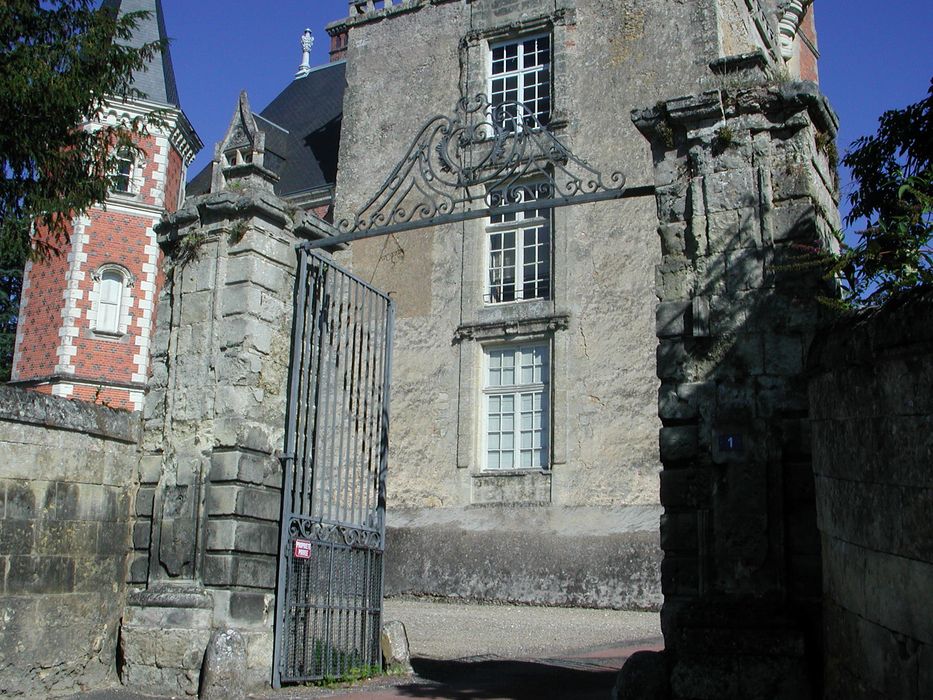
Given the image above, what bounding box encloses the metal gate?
[273,248,394,687]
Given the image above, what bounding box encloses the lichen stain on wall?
[607,1,648,66]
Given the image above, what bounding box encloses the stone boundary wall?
[808,289,933,700]
[385,505,662,610]
[0,386,140,697]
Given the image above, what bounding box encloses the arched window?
[92,266,132,335]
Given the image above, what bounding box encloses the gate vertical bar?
[275,250,394,685]
[273,246,309,689]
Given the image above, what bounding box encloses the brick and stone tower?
[10,0,201,410]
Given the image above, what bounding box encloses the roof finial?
[295,28,313,79]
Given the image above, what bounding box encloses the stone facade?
[809,289,933,700]
[630,77,839,698]
[0,386,140,697]
[327,0,822,608]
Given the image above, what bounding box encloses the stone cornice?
[454,312,570,343]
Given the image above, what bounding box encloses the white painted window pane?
[98,271,123,333]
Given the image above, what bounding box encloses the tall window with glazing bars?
[484,344,549,470]
[486,183,551,303]
[489,34,551,131]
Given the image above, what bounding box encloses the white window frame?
[485,183,552,304]
[111,148,137,195]
[482,343,550,471]
[487,33,552,132]
[90,264,133,336]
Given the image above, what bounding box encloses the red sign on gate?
[293,539,312,559]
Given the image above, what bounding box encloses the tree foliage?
[0,0,162,380]
[831,78,933,306]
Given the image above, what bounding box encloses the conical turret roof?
[100,0,180,107]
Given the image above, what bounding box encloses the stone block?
[660,468,710,508]
[707,209,763,253]
[659,425,698,462]
[35,520,98,556]
[179,288,213,323]
[138,454,163,484]
[655,183,688,223]
[764,334,803,376]
[703,168,757,213]
[206,519,278,555]
[0,519,34,555]
[226,255,290,294]
[726,248,765,291]
[736,654,812,700]
[202,553,277,589]
[381,620,413,673]
[656,257,692,301]
[656,301,689,339]
[128,551,149,583]
[136,486,156,517]
[658,222,686,255]
[227,591,270,625]
[209,450,273,486]
[73,554,124,592]
[659,511,698,554]
[6,555,75,594]
[612,650,669,700]
[206,484,280,522]
[771,202,818,242]
[219,316,275,355]
[657,340,687,381]
[199,628,247,700]
[670,653,737,699]
[692,296,710,337]
[4,480,37,520]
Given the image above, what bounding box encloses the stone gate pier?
[119,134,334,694]
[626,75,839,699]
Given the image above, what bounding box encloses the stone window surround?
[454,311,569,472]
[487,31,552,131]
[88,263,135,338]
[110,148,145,198]
[485,181,552,304]
[481,340,550,471]
[460,10,573,132]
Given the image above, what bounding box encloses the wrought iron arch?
[304,95,644,249]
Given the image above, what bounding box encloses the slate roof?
[100,0,180,107]
[187,61,347,200]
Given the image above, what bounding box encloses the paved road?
[66,598,663,700]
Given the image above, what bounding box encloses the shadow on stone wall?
[808,288,933,700]
[0,386,140,697]
[621,78,841,699]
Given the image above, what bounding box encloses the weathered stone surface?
[199,628,247,700]
[810,290,933,698]
[636,80,838,699]
[614,650,670,700]
[380,620,413,673]
[0,387,137,697]
[385,505,662,610]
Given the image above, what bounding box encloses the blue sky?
[165,1,932,220]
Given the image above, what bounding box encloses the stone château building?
[2,1,869,698]
[11,0,825,609]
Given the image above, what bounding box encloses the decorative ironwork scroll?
[305,95,631,248]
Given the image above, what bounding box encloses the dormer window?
[224,148,253,167]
